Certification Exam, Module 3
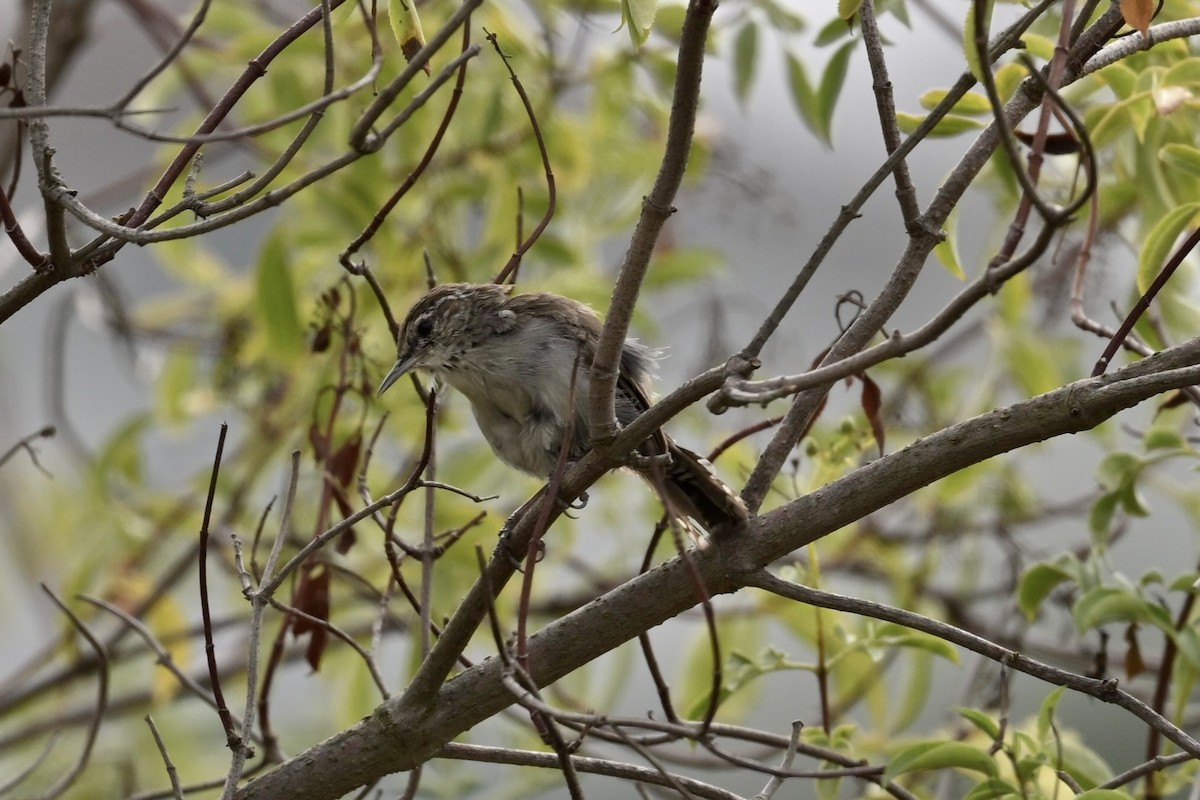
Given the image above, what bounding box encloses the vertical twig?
[224,450,301,797]
[486,29,556,286]
[588,0,717,443]
[198,424,239,749]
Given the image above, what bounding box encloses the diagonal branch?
[235,336,1200,800]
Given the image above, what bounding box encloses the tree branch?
[235,337,1200,800]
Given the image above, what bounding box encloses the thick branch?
[236,338,1200,800]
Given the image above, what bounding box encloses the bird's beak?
[377,353,419,396]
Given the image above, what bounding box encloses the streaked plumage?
[378,283,746,532]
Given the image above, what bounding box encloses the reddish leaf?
[291,565,330,632]
[291,564,331,671]
[310,321,331,353]
[1156,390,1188,415]
[332,491,358,554]
[304,625,328,672]
[1014,129,1081,155]
[1120,0,1153,36]
[859,372,885,457]
[329,433,362,490]
[1124,623,1146,680]
[308,422,328,461]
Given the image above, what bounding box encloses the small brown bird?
[377,283,747,533]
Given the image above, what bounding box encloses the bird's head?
[377,282,514,396]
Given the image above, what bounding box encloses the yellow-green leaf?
[962,0,994,83]
[885,741,998,783]
[623,0,657,46]
[732,22,759,105]
[897,112,984,137]
[256,234,304,359]
[388,0,427,68]
[1160,143,1200,177]
[837,0,863,21]
[919,89,993,116]
[1018,561,1073,621]
[1136,202,1200,294]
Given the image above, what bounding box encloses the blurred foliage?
[3,0,1200,797]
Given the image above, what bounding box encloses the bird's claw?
[497,531,545,570]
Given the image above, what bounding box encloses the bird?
[377,282,747,534]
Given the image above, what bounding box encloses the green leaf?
[1164,57,1200,88]
[919,89,993,115]
[1097,451,1143,491]
[962,0,994,83]
[963,778,1023,800]
[652,3,686,41]
[155,350,197,425]
[1170,626,1200,670]
[623,0,657,46]
[896,112,985,137]
[890,648,933,733]
[1160,143,1200,177]
[1073,585,1150,632]
[934,235,965,279]
[815,41,856,145]
[786,52,819,135]
[1089,492,1120,543]
[1098,63,1138,98]
[1058,738,1115,789]
[957,707,1001,740]
[1005,332,1064,396]
[814,16,853,46]
[732,22,759,106]
[92,414,152,488]
[1035,686,1065,743]
[1073,791,1136,800]
[256,233,304,359]
[1018,562,1073,620]
[1137,202,1200,294]
[837,0,863,20]
[1144,425,1185,451]
[934,209,966,279]
[884,741,998,783]
[1021,33,1056,61]
[761,1,805,34]
[878,624,960,663]
[993,62,1027,101]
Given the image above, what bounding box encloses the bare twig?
[36,586,108,800]
[0,425,55,473]
[753,721,804,800]
[198,424,239,749]
[486,29,557,286]
[144,715,185,800]
[0,733,59,795]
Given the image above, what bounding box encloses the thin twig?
[0,733,59,795]
[753,720,804,800]
[198,424,239,749]
[486,28,557,285]
[144,715,185,800]
[0,425,55,473]
[36,586,108,800]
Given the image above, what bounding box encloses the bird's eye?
[415,317,434,338]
